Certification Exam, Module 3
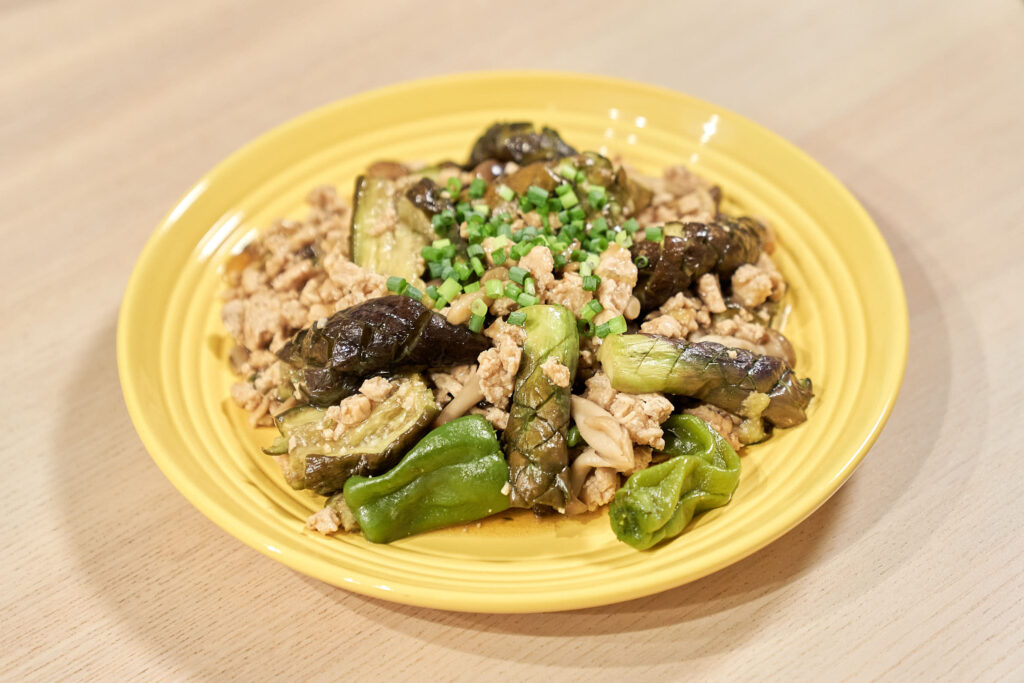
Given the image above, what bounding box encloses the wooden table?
[4,1,1022,679]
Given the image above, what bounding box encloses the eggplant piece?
[277,296,492,403]
[467,122,577,168]
[503,305,579,510]
[350,176,433,283]
[632,217,767,310]
[597,334,813,428]
[404,177,453,219]
[272,373,439,495]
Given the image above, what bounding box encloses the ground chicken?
[697,273,727,313]
[595,244,637,316]
[584,372,674,449]
[732,264,774,308]
[359,376,394,402]
[640,292,710,339]
[517,244,554,294]
[324,394,373,439]
[321,254,388,311]
[685,404,743,451]
[710,317,770,345]
[544,272,593,314]
[470,405,510,431]
[580,467,619,511]
[306,507,342,535]
[541,357,571,387]
[476,321,525,410]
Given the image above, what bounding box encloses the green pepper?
[609,415,741,550]
[342,415,510,543]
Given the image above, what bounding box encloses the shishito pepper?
[342,415,510,543]
[609,415,741,550]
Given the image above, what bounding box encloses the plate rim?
[117,70,909,612]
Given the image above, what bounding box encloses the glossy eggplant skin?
[632,217,767,310]
[597,334,813,428]
[277,295,491,405]
[502,305,579,511]
[466,122,577,168]
[273,373,439,495]
[404,177,453,219]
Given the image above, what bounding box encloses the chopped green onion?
[546,197,562,213]
[433,238,451,248]
[463,281,481,293]
[523,276,536,295]
[559,189,579,209]
[492,248,508,265]
[623,217,639,234]
[577,318,595,337]
[485,279,504,299]
[645,226,663,242]
[581,299,604,320]
[517,292,538,307]
[591,216,608,233]
[574,170,586,184]
[571,249,587,262]
[468,177,487,199]
[518,196,531,211]
[557,161,576,179]
[526,185,549,206]
[470,256,485,276]
[492,235,510,249]
[468,313,485,333]
[496,184,515,202]
[566,424,584,447]
[568,206,586,221]
[582,275,600,291]
[428,261,446,279]
[508,266,528,284]
[580,262,594,277]
[557,210,569,225]
[504,282,523,300]
[472,202,490,216]
[471,298,488,317]
[588,186,607,208]
[555,183,572,197]
[634,254,650,268]
[615,231,633,247]
[421,245,440,261]
[588,237,609,252]
[594,321,611,338]
[447,177,462,195]
[405,285,423,302]
[507,310,527,326]
[431,214,446,233]
[438,278,461,301]
[467,243,485,259]
[553,252,567,268]
[386,276,408,294]
[440,265,454,281]
[454,262,471,281]
[425,285,439,300]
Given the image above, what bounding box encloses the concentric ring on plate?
[117,71,907,612]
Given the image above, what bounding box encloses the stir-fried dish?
[220,122,814,549]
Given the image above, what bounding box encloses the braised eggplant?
[503,304,579,510]
[467,122,577,168]
[632,217,767,310]
[272,373,439,495]
[598,334,813,428]
[277,295,491,404]
[350,176,434,283]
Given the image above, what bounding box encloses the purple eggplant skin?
[632,217,767,310]
[277,295,492,404]
[405,177,453,218]
[466,122,577,168]
[598,334,813,428]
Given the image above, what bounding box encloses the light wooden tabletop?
[3,1,1022,680]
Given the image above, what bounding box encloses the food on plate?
[344,415,511,543]
[220,121,814,548]
[610,415,741,549]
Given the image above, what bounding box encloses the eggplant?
[467,122,577,168]
[404,177,453,219]
[277,295,492,405]
[350,176,434,283]
[597,334,813,428]
[272,373,439,495]
[632,217,767,310]
[502,304,579,510]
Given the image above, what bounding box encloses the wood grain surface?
[2,1,1022,680]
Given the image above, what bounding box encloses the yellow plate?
[117,71,907,613]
